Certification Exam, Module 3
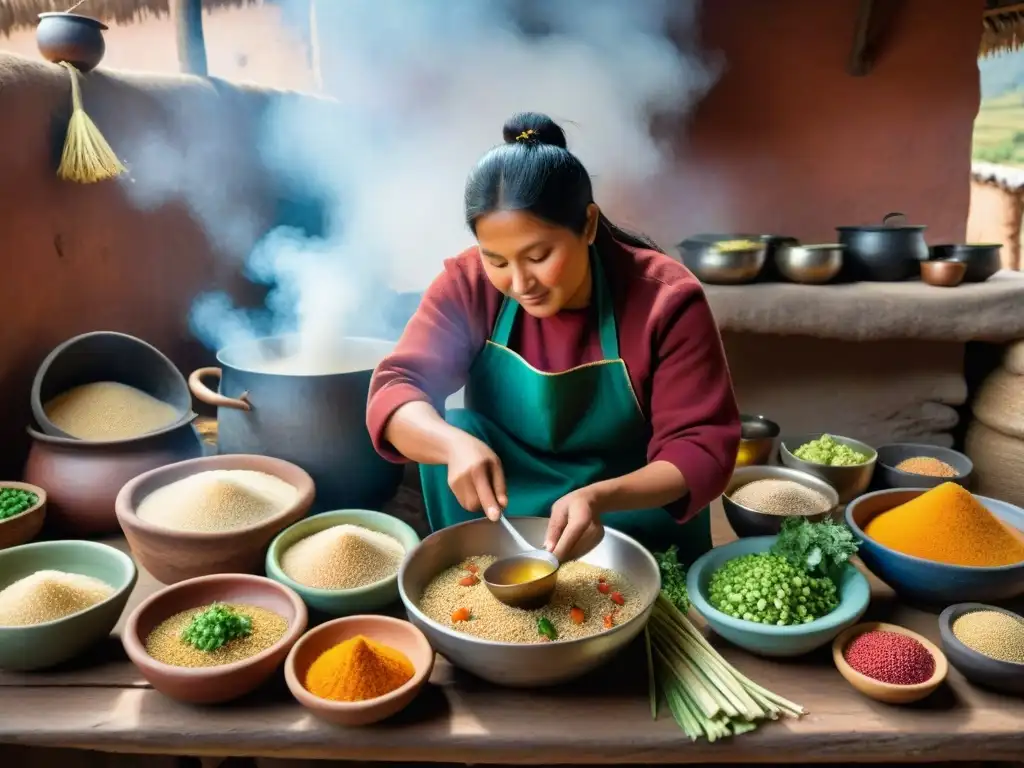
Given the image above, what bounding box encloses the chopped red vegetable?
[597,581,610,594]
[465,563,479,574]
[610,591,624,606]
[458,574,479,587]
[603,612,615,629]
[451,607,471,623]
[569,606,585,625]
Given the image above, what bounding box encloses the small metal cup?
[482,551,560,610]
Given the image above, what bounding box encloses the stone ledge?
[704,271,1024,342]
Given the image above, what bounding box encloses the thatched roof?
[0,0,264,37]
[972,161,1024,192]
[983,1,1024,57]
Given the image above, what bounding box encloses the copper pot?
[23,418,203,536]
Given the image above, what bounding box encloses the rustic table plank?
[0,504,1022,762]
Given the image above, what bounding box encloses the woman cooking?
[366,112,740,564]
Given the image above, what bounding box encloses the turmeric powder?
[304,634,414,702]
[864,482,1024,567]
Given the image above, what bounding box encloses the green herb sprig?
[537,616,557,641]
[181,603,252,652]
[771,517,860,582]
[655,546,690,614]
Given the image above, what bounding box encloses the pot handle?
[188,367,252,412]
[882,212,908,227]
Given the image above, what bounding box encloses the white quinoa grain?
[136,470,298,533]
[0,570,115,626]
[418,556,641,643]
[730,479,832,516]
[281,524,405,589]
[44,381,179,441]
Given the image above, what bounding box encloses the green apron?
[419,248,711,566]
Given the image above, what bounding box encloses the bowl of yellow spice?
[285,614,434,726]
[846,483,1024,604]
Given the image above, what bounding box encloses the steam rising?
[123,0,716,367]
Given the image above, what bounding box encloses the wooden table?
[0,507,1022,764]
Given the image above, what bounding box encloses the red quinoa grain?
[843,630,935,685]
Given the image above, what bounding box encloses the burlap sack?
[965,420,1024,508]
[1005,339,1024,376]
[972,367,1024,439]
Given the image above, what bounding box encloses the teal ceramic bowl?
[0,539,137,670]
[687,536,871,658]
[266,510,420,616]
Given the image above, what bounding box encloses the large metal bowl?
[723,465,838,538]
[774,244,844,284]
[677,236,768,285]
[398,517,660,687]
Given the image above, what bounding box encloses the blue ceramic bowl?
[266,509,420,616]
[846,488,1024,604]
[686,536,870,658]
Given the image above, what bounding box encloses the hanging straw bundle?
[56,60,126,183]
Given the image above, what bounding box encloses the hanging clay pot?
[36,12,107,73]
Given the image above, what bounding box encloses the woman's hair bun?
[502,112,567,149]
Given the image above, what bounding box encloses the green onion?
[648,593,805,741]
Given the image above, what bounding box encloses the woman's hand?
[546,488,602,562]
[445,431,508,521]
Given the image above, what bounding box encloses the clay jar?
[36,13,107,72]
[23,419,202,536]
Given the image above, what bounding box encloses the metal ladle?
[482,515,560,610]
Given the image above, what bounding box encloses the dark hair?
[464,112,663,253]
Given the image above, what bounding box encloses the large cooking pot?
[929,244,1003,283]
[188,335,403,512]
[836,212,928,282]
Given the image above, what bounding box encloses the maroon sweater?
[366,239,740,521]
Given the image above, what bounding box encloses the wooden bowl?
[285,615,434,726]
[115,454,315,584]
[0,482,46,550]
[832,622,948,704]
[921,260,966,287]
[122,573,307,704]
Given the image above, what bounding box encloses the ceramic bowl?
[938,603,1024,695]
[780,433,876,504]
[832,622,948,704]
[873,443,972,490]
[116,454,315,585]
[24,420,203,535]
[0,482,47,550]
[0,540,137,671]
[687,536,871,658]
[723,466,838,538]
[31,330,193,441]
[266,509,421,616]
[736,414,780,468]
[846,488,1024,604]
[285,615,434,726]
[36,13,107,72]
[122,573,307,704]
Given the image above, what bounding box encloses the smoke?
[125,0,717,359]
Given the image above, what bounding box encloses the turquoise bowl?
[266,510,420,616]
[0,539,137,670]
[687,536,871,658]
